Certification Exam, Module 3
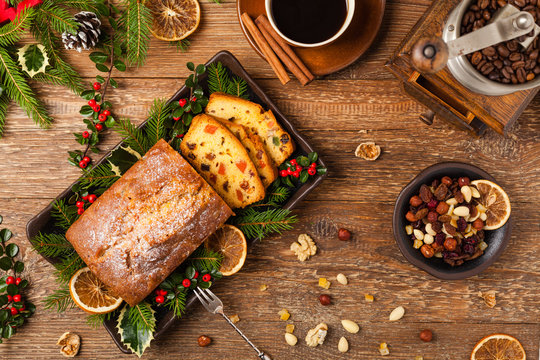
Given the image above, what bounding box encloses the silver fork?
[194,288,272,360]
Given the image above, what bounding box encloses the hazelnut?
[405,211,416,222]
[435,202,450,215]
[441,176,453,186]
[419,329,433,342]
[458,177,470,186]
[338,228,351,241]
[319,294,331,305]
[443,237,457,251]
[198,335,212,347]
[409,195,423,207]
[427,211,439,223]
[420,244,435,258]
[472,218,484,230]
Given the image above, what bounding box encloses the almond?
[285,333,297,346]
[389,306,405,321]
[336,273,348,285]
[338,337,349,353]
[341,319,360,334]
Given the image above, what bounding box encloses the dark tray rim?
[392,161,512,280]
[26,50,327,354]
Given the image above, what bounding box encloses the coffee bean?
[497,44,510,58]
[517,67,527,83]
[511,74,518,84]
[502,67,512,79]
[494,59,503,69]
[471,51,483,65]
[526,59,536,70]
[512,60,526,70]
[530,49,539,60]
[482,47,496,57]
[480,63,495,75]
[479,0,489,9]
[509,52,522,62]
[515,0,526,7]
[507,41,519,52]
[488,71,500,81]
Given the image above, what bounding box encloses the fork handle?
[219,311,272,360]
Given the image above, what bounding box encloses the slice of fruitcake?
[180,114,265,209]
[214,118,277,188]
[205,92,295,166]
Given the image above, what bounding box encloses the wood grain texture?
[0,0,539,359]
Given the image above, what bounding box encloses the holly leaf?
[107,146,140,177]
[116,304,155,358]
[0,257,11,271]
[17,44,49,78]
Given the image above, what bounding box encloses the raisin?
[188,153,196,160]
[256,150,264,159]
[187,142,196,150]
[222,181,229,192]
[201,164,210,171]
[419,185,433,203]
[454,191,465,203]
[205,153,216,160]
[240,180,249,190]
[280,134,290,144]
[415,208,429,220]
[438,215,452,223]
[444,223,457,236]
[209,174,217,184]
[457,218,467,232]
[434,183,448,201]
[432,221,442,233]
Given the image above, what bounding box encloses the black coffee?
[271,0,348,44]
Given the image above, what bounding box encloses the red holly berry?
[98,114,107,122]
[296,165,303,172]
[202,274,211,282]
[94,104,101,112]
[102,110,111,117]
[293,170,300,178]
[95,123,103,132]
[178,98,187,107]
[280,170,288,177]
[6,276,15,285]
[93,82,101,90]
[82,156,91,164]
[155,295,165,304]
[13,294,21,302]
[308,168,316,176]
[79,160,87,169]
[7,295,12,302]
[193,271,199,279]
[176,134,184,138]
[192,97,197,102]
[15,277,22,285]
[10,307,18,316]
[77,208,84,215]
[173,116,181,121]
[290,159,297,165]
[310,163,316,168]
[159,289,168,296]
[88,194,97,203]
[76,201,85,208]
[182,279,191,287]
[88,99,97,107]
[286,167,293,175]
[19,306,25,312]
[82,195,89,201]
[82,131,90,139]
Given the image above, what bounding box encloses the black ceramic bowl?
[392,162,512,280]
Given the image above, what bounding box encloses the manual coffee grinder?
[386,0,540,136]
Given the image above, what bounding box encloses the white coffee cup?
[264,0,356,48]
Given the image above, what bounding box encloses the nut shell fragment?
[305,323,328,347]
[355,142,381,161]
[57,332,81,358]
[290,234,317,261]
[478,290,496,308]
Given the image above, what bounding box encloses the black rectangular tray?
[26,50,327,354]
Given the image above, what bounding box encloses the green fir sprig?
[29,232,74,258]
[232,208,298,240]
[43,286,75,313]
[207,62,249,99]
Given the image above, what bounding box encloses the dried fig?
[419,185,433,203]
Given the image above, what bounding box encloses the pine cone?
[62,11,101,52]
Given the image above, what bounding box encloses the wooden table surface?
[0,0,539,359]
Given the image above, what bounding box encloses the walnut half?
[57,332,81,357]
[290,234,317,261]
[305,323,328,347]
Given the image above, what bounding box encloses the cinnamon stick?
[255,17,311,86]
[241,12,290,85]
[255,14,315,82]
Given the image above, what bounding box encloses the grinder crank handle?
[411,37,449,74]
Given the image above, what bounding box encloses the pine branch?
[165,291,186,318]
[54,0,104,13]
[127,302,156,331]
[207,62,229,94]
[227,75,249,99]
[86,312,114,329]
[145,98,170,148]
[0,8,35,47]
[189,248,223,272]
[231,208,297,240]
[43,286,76,312]
[36,0,79,34]
[169,39,190,53]
[51,199,77,231]
[79,162,120,190]
[30,232,74,258]
[0,47,52,129]
[53,253,85,284]
[112,117,148,155]
[0,94,9,139]
[123,0,152,67]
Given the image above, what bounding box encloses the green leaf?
[109,78,118,88]
[80,105,94,117]
[5,243,18,257]
[6,284,18,296]
[185,266,195,279]
[299,170,309,183]
[17,44,49,77]
[2,324,13,339]
[117,304,155,357]
[81,90,95,100]
[186,62,194,71]
[308,152,318,164]
[0,247,3,256]
[96,63,109,72]
[195,64,206,75]
[96,75,105,83]
[0,257,11,271]
[0,228,12,242]
[113,60,126,71]
[18,279,28,289]
[0,215,2,224]
[0,309,7,321]
[13,261,24,273]
[108,146,140,176]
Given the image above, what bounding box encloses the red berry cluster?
[154,289,168,304]
[76,194,97,215]
[87,94,111,134]
[5,277,25,315]
[279,159,317,178]
[78,155,92,169]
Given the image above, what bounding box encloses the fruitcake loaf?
[205,92,295,166]
[180,114,265,208]
[65,139,233,306]
[214,117,277,188]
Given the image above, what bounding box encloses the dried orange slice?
[470,333,526,360]
[205,225,247,276]
[145,0,201,41]
[471,180,511,230]
[69,267,123,314]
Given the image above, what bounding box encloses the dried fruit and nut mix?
[404,176,490,266]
